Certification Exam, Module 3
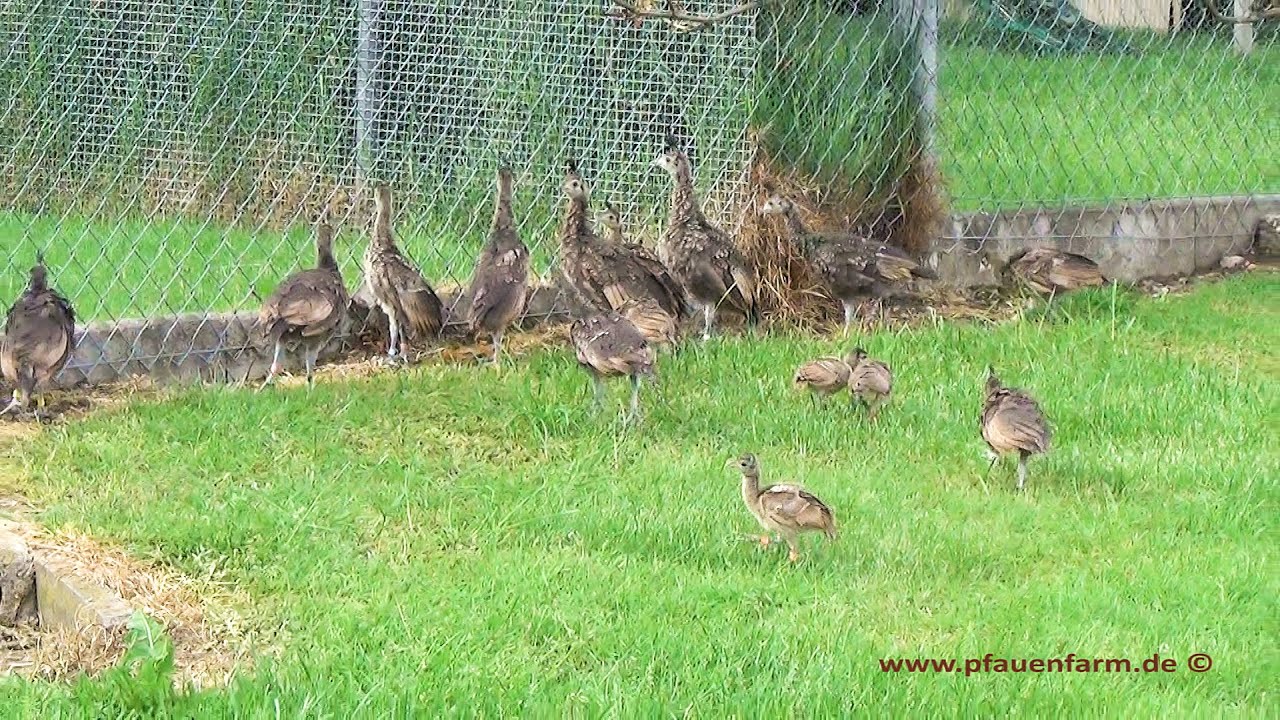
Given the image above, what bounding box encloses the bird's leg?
[842,301,855,335]
[304,345,320,391]
[985,449,999,475]
[627,375,642,424]
[0,390,21,416]
[869,396,882,422]
[702,304,714,341]
[786,537,800,563]
[34,391,48,422]
[591,375,605,412]
[258,342,284,391]
[758,535,771,548]
[386,316,400,362]
[1017,452,1028,492]
[491,330,503,369]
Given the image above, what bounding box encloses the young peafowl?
[466,165,530,368]
[258,221,349,389]
[1,255,76,417]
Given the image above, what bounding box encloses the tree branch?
[606,1,762,32]
[1198,0,1280,23]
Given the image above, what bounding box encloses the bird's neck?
[604,224,624,245]
[373,199,394,248]
[668,165,702,225]
[740,471,761,505]
[317,243,339,273]
[783,207,809,240]
[560,196,590,246]
[491,179,515,238]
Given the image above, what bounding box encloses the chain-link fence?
[0,0,1275,380]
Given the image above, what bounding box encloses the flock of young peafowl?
[2,135,1109,562]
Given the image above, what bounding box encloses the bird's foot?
[0,398,21,416]
[788,549,800,563]
[759,535,771,548]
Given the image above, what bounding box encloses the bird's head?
[599,201,622,232]
[727,453,759,476]
[651,134,686,175]
[563,160,588,200]
[28,255,48,291]
[847,347,868,365]
[496,165,515,191]
[984,365,1002,395]
[758,193,791,217]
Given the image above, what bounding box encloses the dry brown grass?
[0,515,256,688]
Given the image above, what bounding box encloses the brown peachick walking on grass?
[731,453,837,563]
[258,221,349,389]
[792,353,852,406]
[980,366,1052,491]
[569,311,656,424]
[848,347,892,420]
[1,254,76,417]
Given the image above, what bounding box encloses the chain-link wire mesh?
[0,0,1275,382]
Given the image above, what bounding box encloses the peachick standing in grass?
[792,353,853,405]
[1,255,76,417]
[466,165,530,368]
[258,221,350,389]
[848,348,892,421]
[363,184,443,363]
[731,453,837,564]
[981,367,1051,491]
[653,135,758,339]
[569,311,655,424]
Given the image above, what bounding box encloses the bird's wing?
[760,484,833,531]
[867,242,922,282]
[3,297,73,376]
[794,357,849,388]
[1047,254,1104,289]
[852,360,892,394]
[984,392,1051,454]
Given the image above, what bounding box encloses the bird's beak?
[723,458,738,469]
[650,156,663,169]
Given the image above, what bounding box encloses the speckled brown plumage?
[362,184,443,362]
[569,311,655,423]
[258,222,349,387]
[1006,248,1105,295]
[981,367,1051,491]
[732,453,836,563]
[848,348,892,420]
[654,137,758,339]
[617,298,678,349]
[2,255,76,415]
[467,166,530,367]
[557,163,685,320]
[760,192,933,330]
[600,201,687,321]
[792,355,851,403]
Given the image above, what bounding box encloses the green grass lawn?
[1,274,1275,715]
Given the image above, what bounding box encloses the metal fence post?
[1233,0,1255,55]
[896,0,939,158]
[356,0,383,180]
